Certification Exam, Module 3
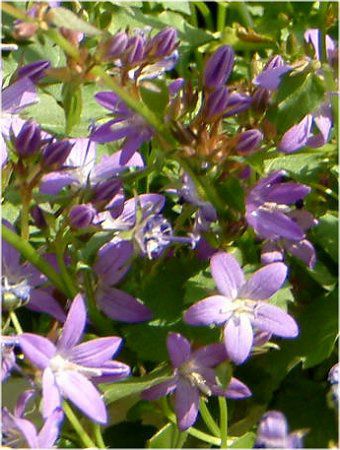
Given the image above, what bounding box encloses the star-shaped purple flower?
[184,252,298,364]
[19,295,130,424]
[255,411,305,448]
[142,332,251,430]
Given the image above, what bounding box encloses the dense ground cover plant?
[1,1,338,448]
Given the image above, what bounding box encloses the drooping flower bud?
[69,204,96,229]
[203,86,229,120]
[92,179,122,203]
[42,140,73,168]
[235,129,263,155]
[14,120,41,157]
[203,45,234,89]
[17,60,50,83]
[123,35,145,66]
[146,27,177,58]
[223,92,252,117]
[99,31,128,60]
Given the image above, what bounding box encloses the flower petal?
[2,78,38,114]
[254,65,292,90]
[69,337,123,367]
[142,378,177,401]
[57,294,86,351]
[192,343,227,368]
[94,240,133,285]
[96,287,152,323]
[167,333,191,368]
[239,263,287,300]
[40,171,78,195]
[11,416,39,448]
[56,370,107,424]
[224,316,253,365]
[184,296,233,326]
[211,252,245,299]
[28,289,66,322]
[38,408,64,448]
[284,239,316,269]
[253,303,299,338]
[264,183,311,204]
[91,360,131,383]
[225,377,252,399]
[19,334,56,369]
[42,368,61,419]
[279,115,313,153]
[175,378,200,431]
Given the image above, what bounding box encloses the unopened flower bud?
[43,140,73,168]
[31,205,47,229]
[265,54,285,70]
[99,31,128,60]
[203,86,229,120]
[69,204,96,229]
[17,60,50,83]
[203,45,234,89]
[252,87,270,113]
[235,129,263,155]
[60,28,84,47]
[168,78,184,97]
[223,92,252,117]
[13,21,38,40]
[146,27,177,58]
[124,35,145,66]
[15,120,41,157]
[93,179,122,203]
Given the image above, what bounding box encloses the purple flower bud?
[124,35,145,66]
[203,86,229,120]
[168,78,184,97]
[252,87,270,113]
[235,129,263,155]
[42,140,73,167]
[17,60,50,83]
[203,45,234,89]
[14,120,41,157]
[223,92,252,117]
[69,204,96,229]
[30,206,47,229]
[101,32,128,60]
[146,27,178,58]
[265,54,285,70]
[93,179,122,203]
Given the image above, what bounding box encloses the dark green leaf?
[312,213,338,262]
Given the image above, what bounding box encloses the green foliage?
[148,422,188,448]
[48,7,102,35]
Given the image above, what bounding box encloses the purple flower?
[253,55,292,91]
[2,220,66,321]
[203,86,230,121]
[304,28,337,66]
[100,193,196,259]
[142,333,251,430]
[69,203,97,229]
[184,252,298,364]
[203,45,235,89]
[255,411,305,448]
[328,363,339,406]
[100,31,129,60]
[19,294,130,424]
[91,91,154,162]
[245,171,311,241]
[14,120,42,157]
[235,129,263,155]
[16,60,51,84]
[3,390,64,449]
[1,336,19,382]
[145,27,178,59]
[94,240,152,322]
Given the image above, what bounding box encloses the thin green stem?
[2,225,68,296]
[217,3,227,32]
[93,423,106,448]
[20,189,32,241]
[319,1,328,64]
[63,401,96,448]
[199,398,220,437]
[45,28,81,61]
[218,397,228,448]
[55,233,78,299]
[1,2,32,21]
[9,311,23,334]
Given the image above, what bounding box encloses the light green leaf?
[230,432,256,448]
[21,93,65,135]
[48,7,102,36]
[148,422,188,448]
[312,213,338,262]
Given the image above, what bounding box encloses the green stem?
[319,1,328,64]
[9,311,23,334]
[199,398,220,437]
[217,2,227,32]
[218,397,228,448]
[20,191,31,241]
[93,423,106,448]
[2,225,68,296]
[55,233,78,299]
[233,2,253,28]
[63,401,96,448]
[45,28,81,61]
[1,2,32,21]
[192,2,214,30]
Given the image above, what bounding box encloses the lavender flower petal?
[40,171,78,195]
[167,333,191,368]
[2,77,38,114]
[42,368,61,418]
[142,379,177,401]
[69,337,123,367]
[224,377,252,399]
[57,370,107,424]
[38,408,64,448]
[28,289,66,322]
[192,343,227,367]
[94,241,133,285]
[279,115,313,153]
[19,334,56,370]
[224,315,253,364]
[253,303,299,337]
[184,296,233,326]
[284,239,316,268]
[254,65,292,90]
[238,262,287,300]
[175,378,200,431]
[211,252,245,299]
[57,294,86,352]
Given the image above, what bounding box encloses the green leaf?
[230,432,256,448]
[184,268,215,306]
[62,83,82,134]
[312,213,338,262]
[269,285,295,311]
[48,7,102,35]
[161,2,191,15]
[21,93,65,135]
[140,80,169,116]
[271,71,326,133]
[102,368,173,404]
[148,422,188,448]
